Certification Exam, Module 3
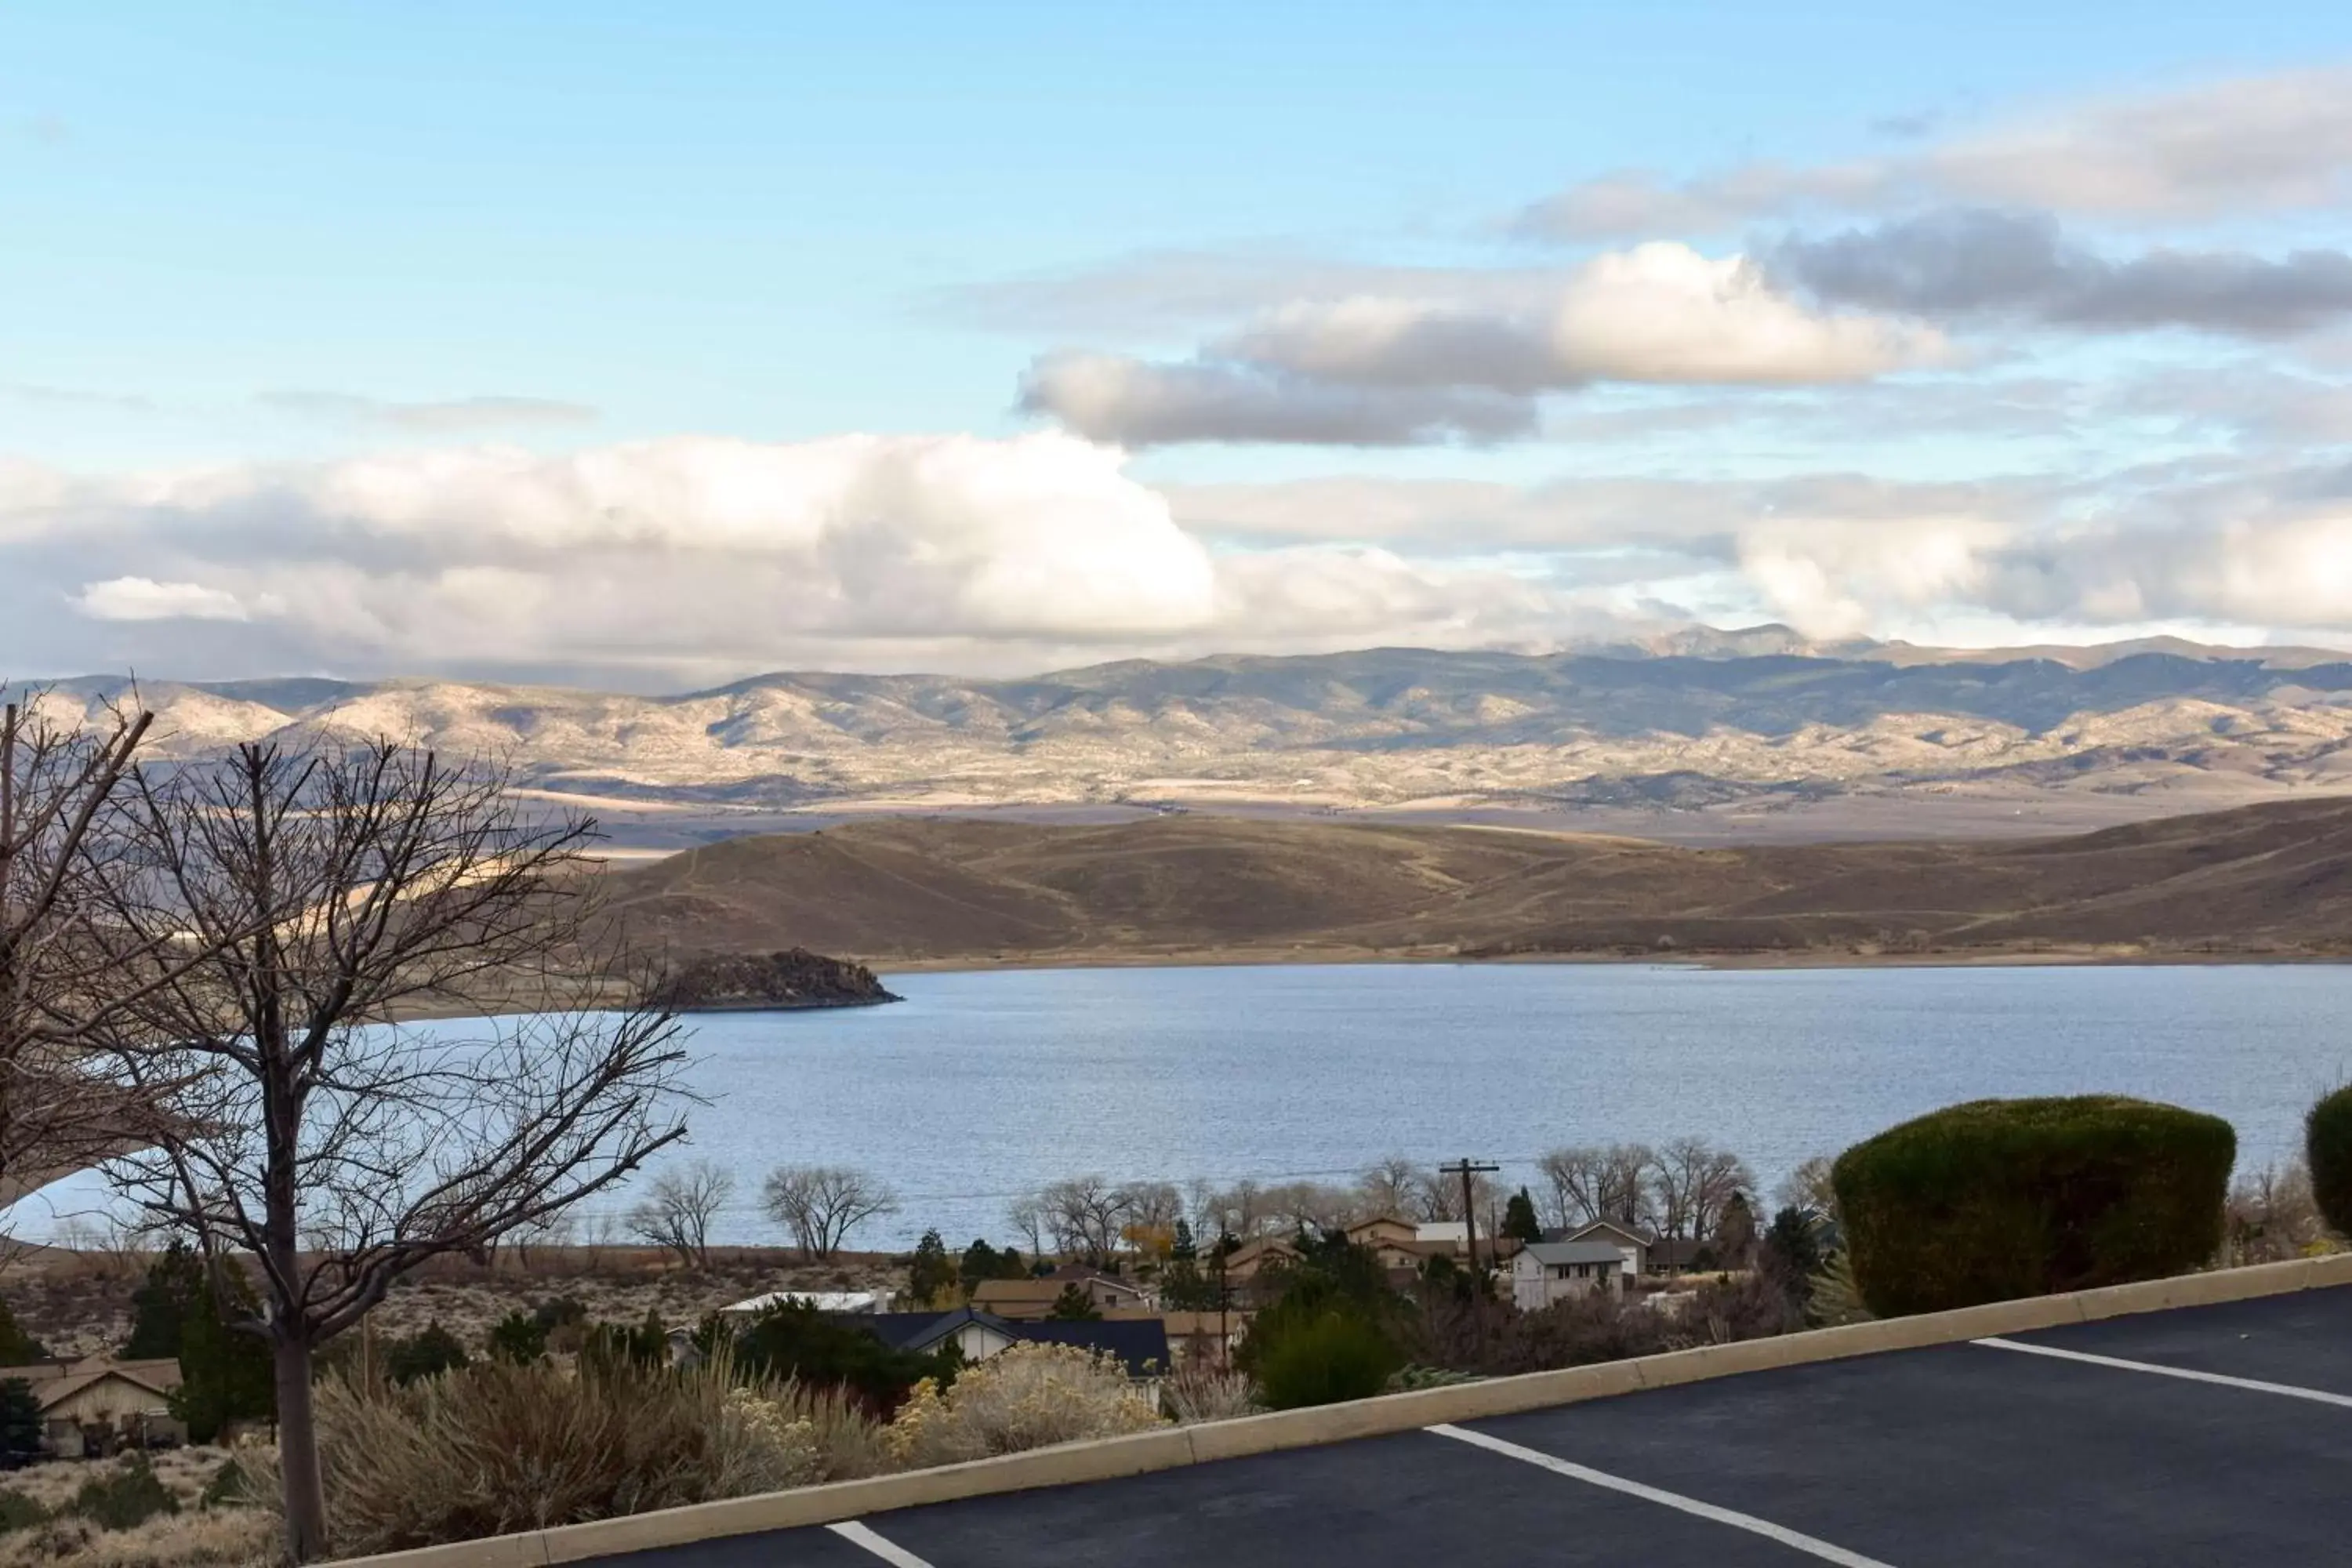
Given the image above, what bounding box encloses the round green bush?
[2308,1085,2352,1237]
[1831,1095,2234,1318]
[1253,1311,1402,1410]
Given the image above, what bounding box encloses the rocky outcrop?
[645,949,900,1011]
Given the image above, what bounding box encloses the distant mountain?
[601,797,2352,964]
[26,634,2352,833]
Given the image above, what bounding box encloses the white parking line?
[1427,1424,1896,1567]
[1973,1337,2352,1408]
[826,1519,937,1567]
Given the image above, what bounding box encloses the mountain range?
[31,630,2352,846]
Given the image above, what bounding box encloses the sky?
[9,2,2352,688]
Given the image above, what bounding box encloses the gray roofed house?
[1511,1239,1631,1310]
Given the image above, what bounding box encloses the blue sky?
[9,4,2352,683]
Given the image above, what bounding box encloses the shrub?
[2307,1086,2352,1237]
[239,1356,885,1555]
[885,1343,1160,1468]
[198,1457,250,1512]
[71,1455,180,1531]
[1832,1095,2234,1317]
[1253,1312,1400,1410]
[0,1490,43,1533]
[1161,1359,1256,1423]
[732,1302,950,1411]
[384,1322,470,1386]
[485,1312,549,1365]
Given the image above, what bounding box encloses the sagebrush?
[885,1343,1162,1468]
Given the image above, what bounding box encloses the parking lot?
[612,1286,2352,1567]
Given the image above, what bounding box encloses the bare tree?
[630,1160,735,1269]
[1537,1143,1655,1231]
[0,691,162,1207]
[89,739,688,1563]
[762,1163,899,1259]
[1649,1138,1755,1273]
[1038,1174,1131,1264]
[1116,1180,1185,1240]
[1775,1154,1839,1219]
[1004,1193,1045,1258]
[1357,1156,1421,1218]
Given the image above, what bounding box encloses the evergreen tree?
[1171,1218,1197,1261]
[0,1297,45,1367]
[125,1243,207,1360]
[1502,1187,1544,1244]
[172,1261,273,1443]
[486,1312,550,1364]
[1045,1282,1102,1320]
[906,1229,956,1307]
[384,1322,471,1385]
[0,1379,39,1461]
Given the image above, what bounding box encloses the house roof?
[971,1279,1065,1305]
[836,1308,1016,1353]
[721,1290,884,1315]
[1013,1318,1171,1377]
[1521,1240,1631,1267]
[832,1308,1172,1375]
[23,1359,181,1412]
[1042,1265,1149,1295]
[1556,1219,1656,1248]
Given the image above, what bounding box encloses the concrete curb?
[332,1252,2352,1566]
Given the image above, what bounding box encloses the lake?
[14,963,2350,1249]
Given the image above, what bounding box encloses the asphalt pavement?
[608,1285,2352,1567]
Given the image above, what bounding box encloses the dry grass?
[2223,1160,2339,1265]
[238,1356,887,1559]
[0,1506,273,1568]
[2,1446,232,1514]
[0,1448,262,1568]
[1161,1359,1258,1423]
[4,1247,901,1363]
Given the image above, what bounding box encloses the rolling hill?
[31,632,2352,845]
[601,796,2352,966]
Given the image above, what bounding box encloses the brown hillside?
[603,798,2352,964]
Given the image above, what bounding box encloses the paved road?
[612,1287,2352,1567]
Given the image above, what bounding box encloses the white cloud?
[73,576,251,622]
[1022,244,1943,446]
[1520,65,2352,238]
[0,434,1642,682]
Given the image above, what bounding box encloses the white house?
[1559,1218,1652,1283]
[1510,1240,1626,1311]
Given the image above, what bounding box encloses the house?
[1510,1240,1626,1311]
[971,1269,1154,1322]
[9,1356,185,1455]
[1150,1309,1251,1365]
[1213,1236,1298,1284]
[844,1308,1022,1363]
[1555,1218,1653,1281]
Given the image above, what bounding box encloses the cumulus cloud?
[1022,244,1944,446]
[0,434,1641,683]
[1775,209,2352,337]
[1520,65,2352,238]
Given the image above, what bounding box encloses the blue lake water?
[16,963,2352,1250]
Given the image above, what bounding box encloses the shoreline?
[870,943,2352,977]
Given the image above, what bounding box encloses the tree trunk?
[273,1334,329,1563]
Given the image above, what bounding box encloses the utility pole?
[1440,1157,1501,1361]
